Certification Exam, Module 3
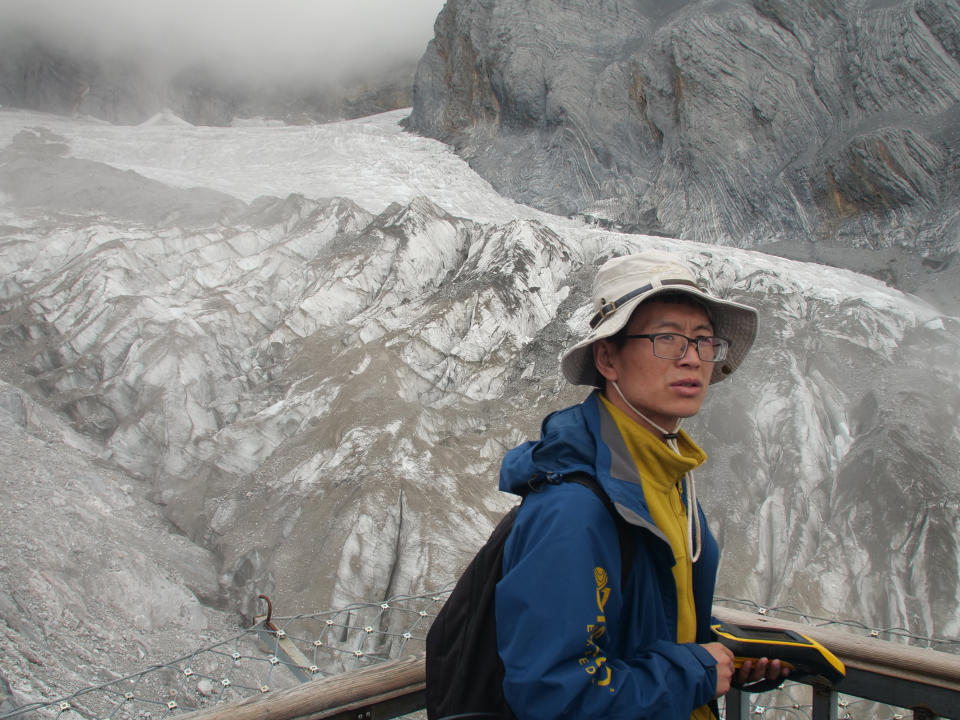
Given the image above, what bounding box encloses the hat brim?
[560,286,758,386]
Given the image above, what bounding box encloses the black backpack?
[425,473,632,720]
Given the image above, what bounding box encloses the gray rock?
[408,0,960,270]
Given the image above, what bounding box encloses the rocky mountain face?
[0,110,958,708]
[407,0,960,297]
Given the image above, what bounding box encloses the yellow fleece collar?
[598,393,706,492]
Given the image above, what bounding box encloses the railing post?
[723,687,749,720]
[810,683,838,720]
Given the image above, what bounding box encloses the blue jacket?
[495,392,721,719]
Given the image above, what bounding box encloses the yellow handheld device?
[712,621,846,686]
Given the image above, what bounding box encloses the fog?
[0,0,446,85]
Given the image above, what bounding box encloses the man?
[495,250,785,719]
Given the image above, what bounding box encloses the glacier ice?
[0,108,958,704]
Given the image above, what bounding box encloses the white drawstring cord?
[610,381,702,562]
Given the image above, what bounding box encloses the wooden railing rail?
[179,606,960,720]
[178,653,426,720]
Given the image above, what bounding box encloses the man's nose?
[678,339,701,364]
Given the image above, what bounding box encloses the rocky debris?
[0,381,241,709]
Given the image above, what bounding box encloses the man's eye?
[658,334,678,342]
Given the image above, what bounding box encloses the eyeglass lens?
[653,334,727,362]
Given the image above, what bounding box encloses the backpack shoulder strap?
[557,472,633,589]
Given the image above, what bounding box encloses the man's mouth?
[671,379,703,396]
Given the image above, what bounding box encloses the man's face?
[593,299,714,434]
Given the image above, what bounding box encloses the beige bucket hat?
[561,250,758,387]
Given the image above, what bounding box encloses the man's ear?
[593,340,619,383]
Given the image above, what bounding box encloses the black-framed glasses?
[623,333,730,362]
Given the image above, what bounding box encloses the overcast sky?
[1,0,447,83]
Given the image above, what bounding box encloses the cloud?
[1,0,445,85]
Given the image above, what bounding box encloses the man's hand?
[700,642,736,697]
[701,644,792,697]
[735,656,791,686]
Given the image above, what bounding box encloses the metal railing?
[716,607,960,720]
[175,605,960,720]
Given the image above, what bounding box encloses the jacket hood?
[499,392,659,531]
[499,402,599,494]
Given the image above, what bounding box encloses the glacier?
[0,107,958,708]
